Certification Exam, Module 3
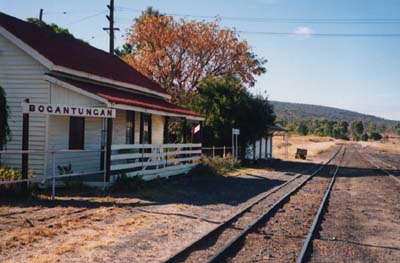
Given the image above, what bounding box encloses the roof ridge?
[0,11,169,97]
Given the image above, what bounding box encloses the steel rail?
[163,147,342,263]
[358,151,400,184]
[295,147,346,263]
[205,146,343,263]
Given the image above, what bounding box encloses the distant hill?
[271,101,399,128]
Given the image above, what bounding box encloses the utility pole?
[103,0,119,55]
[39,9,44,25]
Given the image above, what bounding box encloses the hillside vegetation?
[271,101,400,140]
[271,101,398,128]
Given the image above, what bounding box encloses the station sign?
[22,102,116,118]
[232,128,240,135]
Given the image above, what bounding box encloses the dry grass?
[358,136,400,154]
[273,134,342,160]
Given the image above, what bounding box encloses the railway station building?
[0,12,204,185]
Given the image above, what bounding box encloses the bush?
[369,132,382,141]
[189,156,240,176]
[0,166,32,197]
[360,133,369,141]
[110,174,145,192]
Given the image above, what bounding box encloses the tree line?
[282,119,385,141]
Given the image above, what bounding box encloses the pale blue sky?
[1,0,399,120]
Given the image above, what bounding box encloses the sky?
[1,0,400,121]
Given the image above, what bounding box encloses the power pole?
[39,9,44,25]
[103,0,119,55]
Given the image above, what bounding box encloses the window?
[126,111,135,144]
[140,113,152,144]
[69,117,85,150]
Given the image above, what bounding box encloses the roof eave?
[0,25,171,100]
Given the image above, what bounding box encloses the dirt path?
[0,159,317,263]
[309,145,400,263]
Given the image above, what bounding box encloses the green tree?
[369,132,382,141]
[191,77,275,155]
[395,123,400,135]
[360,133,369,141]
[0,86,10,149]
[350,120,364,140]
[27,18,87,43]
[28,18,73,35]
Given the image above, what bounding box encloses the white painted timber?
[0,33,48,176]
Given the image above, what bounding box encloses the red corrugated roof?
[0,12,167,95]
[50,75,203,119]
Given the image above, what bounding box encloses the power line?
[115,6,400,25]
[63,10,107,26]
[237,30,400,38]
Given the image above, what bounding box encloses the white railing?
[110,143,202,180]
[0,149,106,199]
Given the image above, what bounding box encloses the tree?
[350,120,364,140]
[27,18,87,43]
[115,43,133,57]
[395,123,400,136]
[28,18,73,35]
[190,77,275,155]
[360,133,369,141]
[369,132,382,141]
[0,86,10,149]
[123,9,266,104]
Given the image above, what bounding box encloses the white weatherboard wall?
[46,83,104,177]
[245,135,273,160]
[0,33,48,176]
[152,115,164,144]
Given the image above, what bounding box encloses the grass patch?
[109,174,146,193]
[189,156,240,176]
[0,166,33,198]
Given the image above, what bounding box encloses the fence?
[111,143,202,180]
[201,146,234,158]
[0,143,202,196]
[0,149,106,199]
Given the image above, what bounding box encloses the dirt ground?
[0,160,312,263]
[1,138,399,263]
[309,145,400,263]
[273,134,343,161]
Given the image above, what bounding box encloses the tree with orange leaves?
[122,8,266,104]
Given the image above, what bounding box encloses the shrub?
[360,133,369,141]
[0,166,32,197]
[189,156,240,176]
[369,132,382,141]
[110,174,145,192]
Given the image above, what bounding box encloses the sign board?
[193,124,201,134]
[232,128,240,135]
[22,102,116,118]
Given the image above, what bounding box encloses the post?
[232,131,234,160]
[182,119,187,143]
[39,9,44,25]
[235,135,238,160]
[212,145,215,158]
[164,116,169,167]
[223,146,226,158]
[103,0,119,55]
[51,151,56,200]
[21,98,29,190]
[105,118,113,182]
[199,122,203,144]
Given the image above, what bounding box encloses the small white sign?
[232,128,240,135]
[22,102,116,118]
[193,124,201,134]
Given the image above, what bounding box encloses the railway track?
[358,150,400,184]
[164,145,344,263]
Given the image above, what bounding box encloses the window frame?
[69,117,85,150]
[125,111,135,144]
